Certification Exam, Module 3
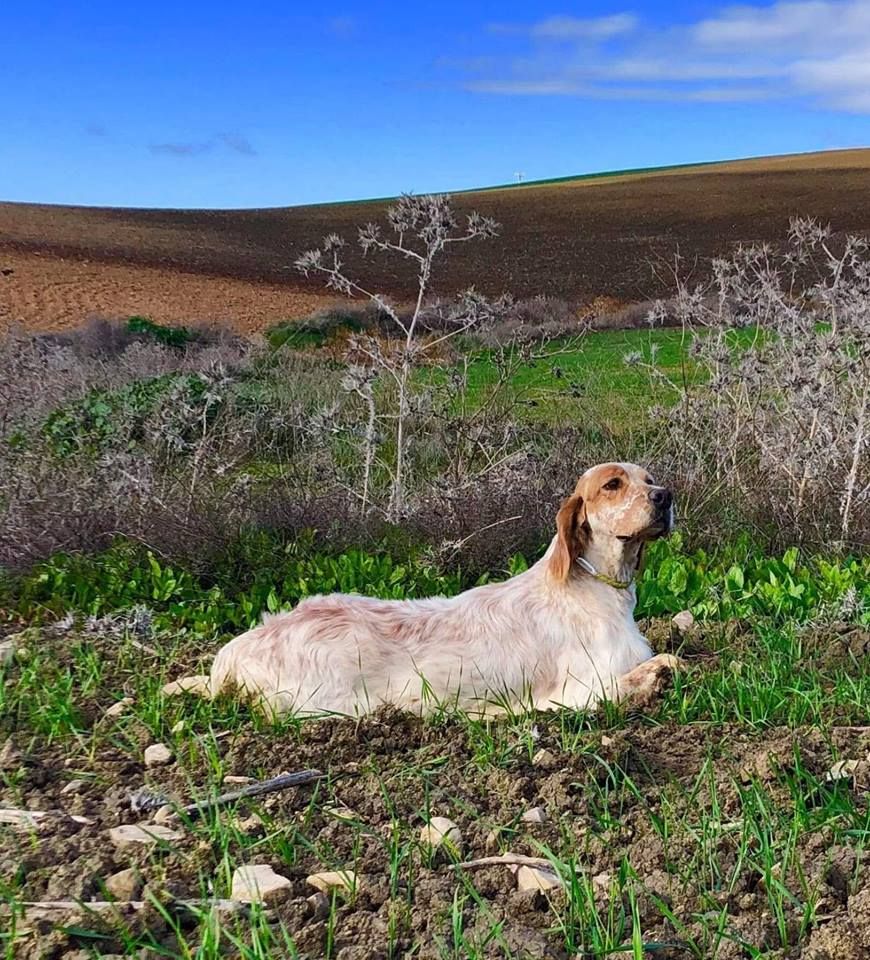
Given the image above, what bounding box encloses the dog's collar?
[576,556,634,590]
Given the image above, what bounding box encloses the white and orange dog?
[208,462,682,717]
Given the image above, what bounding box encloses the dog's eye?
[603,478,622,491]
[645,477,654,485]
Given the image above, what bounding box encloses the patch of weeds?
[126,315,195,349]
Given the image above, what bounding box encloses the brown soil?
[0,250,333,336]
[2,622,869,958]
[2,149,870,335]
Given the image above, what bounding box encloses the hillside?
[2,148,869,332]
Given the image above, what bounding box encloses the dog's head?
[549,462,674,581]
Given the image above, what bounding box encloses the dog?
[208,462,682,717]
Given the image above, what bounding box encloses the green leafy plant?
[126,315,194,348]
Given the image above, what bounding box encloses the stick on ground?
[127,769,326,820]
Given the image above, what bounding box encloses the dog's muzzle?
[648,488,675,536]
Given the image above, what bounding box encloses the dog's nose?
[649,488,673,509]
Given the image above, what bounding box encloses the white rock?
[61,779,85,796]
[419,816,463,852]
[109,823,182,847]
[671,610,695,633]
[521,806,547,824]
[306,870,357,896]
[532,748,556,767]
[826,759,860,782]
[0,639,16,666]
[161,675,211,697]
[515,865,562,892]
[0,808,92,829]
[223,775,255,785]
[0,808,45,829]
[601,735,614,748]
[104,867,141,900]
[231,864,292,904]
[153,805,177,825]
[144,743,173,767]
[106,697,134,718]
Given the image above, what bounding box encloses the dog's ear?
[549,490,589,582]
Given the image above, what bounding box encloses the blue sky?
[2,0,869,208]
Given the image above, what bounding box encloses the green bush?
[126,315,194,348]
[265,307,369,350]
[40,374,183,456]
[637,534,869,623]
[2,534,866,641]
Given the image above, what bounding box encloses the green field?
[422,325,760,428]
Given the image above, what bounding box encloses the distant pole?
[514,171,525,183]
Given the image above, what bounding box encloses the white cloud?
[463,1,870,113]
[693,1,870,50]
[467,79,776,103]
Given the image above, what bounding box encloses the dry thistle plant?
[638,217,869,547]
[296,194,499,518]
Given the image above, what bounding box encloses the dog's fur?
[209,462,680,717]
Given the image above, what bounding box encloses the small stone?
[532,748,556,767]
[153,805,177,825]
[601,735,614,748]
[144,743,173,767]
[671,610,695,634]
[161,675,211,697]
[592,871,613,896]
[109,823,182,847]
[61,780,85,796]
[235,813,265,835]
[0,808,45,829]
[827,759,860,782]
[515,865,562,892]
[419,817,463,853]
[223,775,255,785]
[306,891,330,919]
[324,804,360,823]
[521,806,547,824]
[0,808,92,830]
[231,864,292,904]
[306,870,357,896]
[0,639,17,665]
[106,697,134,718]
[103,868,142,901]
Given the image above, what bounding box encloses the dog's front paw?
[619,654,684,710]
[651,653,686,672]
